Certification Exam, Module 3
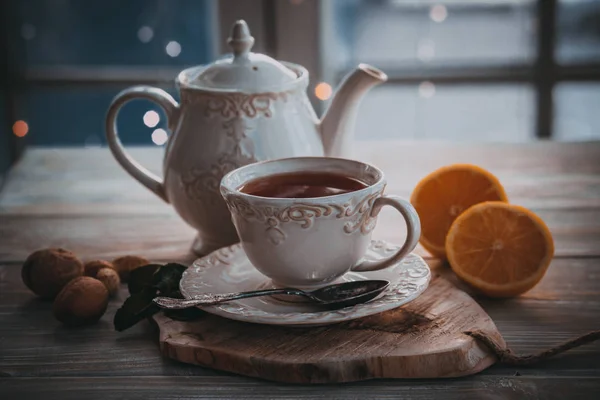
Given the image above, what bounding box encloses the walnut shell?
[53,277,108,326]
[112,255,150,282]
[84,260,114,278]
[96,267,121,296]
[22,248,84,300]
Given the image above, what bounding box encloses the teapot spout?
[319,64,387,157]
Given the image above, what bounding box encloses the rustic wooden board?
[154,275,504,383]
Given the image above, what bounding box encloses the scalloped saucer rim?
[180,240,431,327]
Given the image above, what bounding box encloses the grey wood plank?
[435,258,600,303]
[1,144,600,392]
[2,375,600,399]
[0,214,198,263]
[1,260,599,379]
[3,171,600,214]
[5,143,599,180]
[0,213,438,263]
[2,144,600,216]
[2,258,597,302]
[1,206,598,262]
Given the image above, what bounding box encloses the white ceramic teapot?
[105,20,387,255]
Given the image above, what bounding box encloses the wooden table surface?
[1,142,599,399]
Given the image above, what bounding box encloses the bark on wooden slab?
[154,275,504,383]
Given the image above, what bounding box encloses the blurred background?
[1,0,600,183]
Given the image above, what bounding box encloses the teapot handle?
[105,86,179,203]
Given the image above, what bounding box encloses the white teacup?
[220,157,421,289]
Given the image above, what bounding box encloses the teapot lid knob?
[228,20,255,59]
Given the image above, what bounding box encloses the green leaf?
[113,287,160,332]
[128,264,162,295]
[115,261,202,332]
[152,263,187,294]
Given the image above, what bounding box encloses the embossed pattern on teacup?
[223,188,384,245]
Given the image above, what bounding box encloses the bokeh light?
[12,120,29,137]
[315,82,333,101]
[151,128,168,145]
[143,110,160,128]
[419,81,436,98]
[166,41,182,57]
[138,26,154,43]
[430,5,448,23]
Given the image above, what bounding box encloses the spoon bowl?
[307,280,390,308]
[153,280,390,310]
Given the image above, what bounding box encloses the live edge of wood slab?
[154,274,504,383]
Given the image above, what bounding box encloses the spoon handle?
[153,288,304,309]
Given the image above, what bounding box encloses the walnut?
[84,260,114,277]
[22,248,84,300]
[53,277,108,326]
[112,255,150,282]
[96,268,121,296]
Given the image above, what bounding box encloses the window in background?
[328,0,535,70]
[554,0,600,142]
[555,82,600,141]
[354,84,535,142]
[4,0,600,147]
[323,0,537,142]
[6,0,217,146]
[557,0,600,64]
[319,0,600,142]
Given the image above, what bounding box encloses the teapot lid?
[186,20,297,92]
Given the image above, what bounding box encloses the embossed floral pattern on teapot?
[105,20,387,255]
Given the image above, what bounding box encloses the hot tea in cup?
[238,171,369,198]
[220,157,421,289]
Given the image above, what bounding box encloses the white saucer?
[180,240,431,327]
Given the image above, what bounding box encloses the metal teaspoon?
[153,280,390,310]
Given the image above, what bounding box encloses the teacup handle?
[105,86,180,203]
[351,195,421,272]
